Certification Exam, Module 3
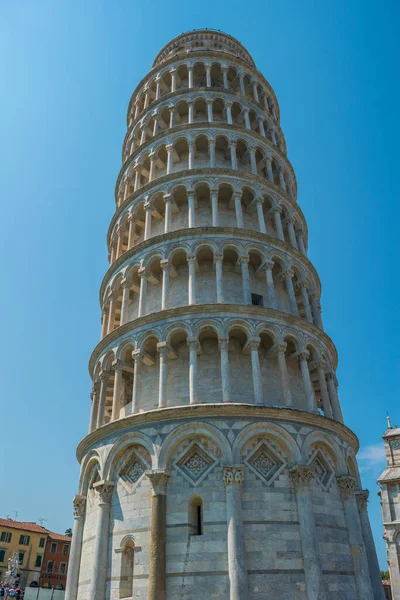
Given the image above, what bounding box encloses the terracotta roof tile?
[48,532,72,542]
[0,518,70,540]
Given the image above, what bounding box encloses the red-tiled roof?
[0,518,70,540]
[48,532,71,542]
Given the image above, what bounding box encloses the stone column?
[243,108,251,129]
[170,69,176,92]
[111,360,124,421]
[88,382,100,434]
[219,338,231,403]
[252,81,259,102]
[255,198,266,233]
[116,226,124,258]
[337,476,374,600]
[298,281,313,323]
[265,156,274,182]
[265,261,277,309]
[187,254,196,305]
[188,101,194,124]
[214,253,224,303]
[188,142,194,169]
[209,139,216,167]
[269,129,277,146]
[298,351,316,412]
[249,339,263,405]
[205,65,211,87]
[96,371,110,428]
[144,202,152,240]
[297,229,307,255]
[239,73,245,94]
[153,114,159,136]
[226,102,233,125]
[134,165,141,190]
[149,154,156,182]
[147,471,170,600]
[127,214,136,249]
[230,142,238,170]
[140,126,146,145]
[222,67,229,89]
[187,191,196,227]
[249,149,257,175]
[169,106,175,128]
[310,292,323,329]
[157,342,168,408]
[65,496,86,600]
[101,307,108,338]
[207,100,213,122]
[234,193,244,228]
[188,66,193,88]
[326,372,344,423]
[155,79,160,100]
[131,350,142,413]
[211,189,219,226]
[290,466,324,600]
[120,278,131,326]
[222,466,247,600]
[355,490,385,600]
[160,259,170,311]
[187,339,198,404]
[163,194,172,233]
[286,217,298,249]
[89,482,114,600]
[272,207,284,241]
[138,267,147,317]
[107,291,118,333]
[240,256,252,304]
[316,361,333,418]
[258,118,265,137]
[166,144,173,175]
[274,343,293,406]
[282,270,298,315]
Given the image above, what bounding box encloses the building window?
[119,541,134,599]
[18,553,25,565]
[251,293,264,306]
[62,544,69,555]
[39,537,46,548]
[0,550,5,563]
[19,535,30,546]
[0,532,11,543]
[47,560,54,573]
[188,495,203,536]
[60,562,67,574]
[34,555,42,568]
[50,542,57,553]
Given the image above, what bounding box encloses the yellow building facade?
[0,519,49,588]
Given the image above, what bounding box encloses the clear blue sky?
[0,0,398,568]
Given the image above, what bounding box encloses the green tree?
[65,528,72,537]
[380,570,389,580]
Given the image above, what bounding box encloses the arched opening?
[176,100,189,126]
[228,326,253,403]
[194,134,209,168]
[169,249,188,308]
[258,331,275,405]
[173,138,189,172]
[194,182,211,226]
[248,250,264,306]
[222,246,241,303]
[139,335,159,411]
[170,185,187,230]
[119,344,135,418]
[210,63,223,87]
[197,326,221,403]
[193,62,206,87]
[213,98,225,123]
[218,183,235,226]
[188,495,203,536]
[193,98,207,123]
[167,328,190,406]
[215,135,229,169]
[119,539,134,599]
[145,256,162,314]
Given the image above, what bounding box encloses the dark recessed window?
[251,293,263,306]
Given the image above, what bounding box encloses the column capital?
[160,259,169,270]
[127,212,136,223]
[73,495,87,518]
[264,260,274,270]
[209,139,216,146]
[281,269,294,279]
[270,204,282,214]
[93,481,114,505]
[230,140,237,148]
[296,279,308,289]
[214,253,224,264]
[355,489,369,510]
[121,277,132,289]
[138,266,147,278]
[247,339,260,352]
[225,100,233,108]
[132,349,144,361]
[91,381,101,396]
[163,193,172,202]
[186,254,197,265]
[156,342,168,358]
[187,338,199,352]
[290,465,315,490]
[298,350,310,361]
[255,195,264,205]
[239,255,249,265]
[112,358,124,372]
[99,369,112,382]
[146,470,170,495]
[222,466,244,487]
[314,359,327,371]
[337,475,356,500]
[273,342,287,354]
[144,201,152,212]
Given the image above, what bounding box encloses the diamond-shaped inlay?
[174,442,218,486]
[310,449,334,490]
[244,441,286,485]
[120,451,147,486]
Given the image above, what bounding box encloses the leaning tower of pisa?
[65,30,384,600]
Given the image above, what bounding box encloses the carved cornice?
[101,227,318,303]
[89,304,337,374]
[76,403,359,464]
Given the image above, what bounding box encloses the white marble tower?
[65,30,384,600]
[379,418,400,599]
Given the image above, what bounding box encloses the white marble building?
[379,418,400,599]
[65,30,384,600]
